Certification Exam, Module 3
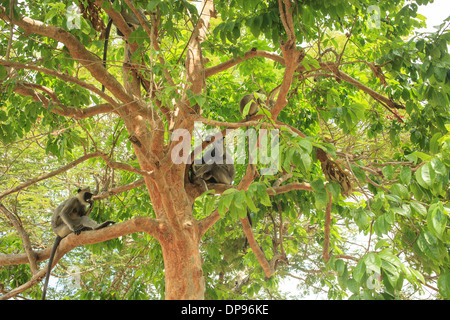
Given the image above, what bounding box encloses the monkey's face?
[77,187,93,204]
[84,192,93,204]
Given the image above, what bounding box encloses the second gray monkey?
[193,137,236,187]
[239,92,275,119]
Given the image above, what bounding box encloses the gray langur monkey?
[192,137,236,188]
[239,91,263,118]
[239,91,276,119]
[41,187,115,300]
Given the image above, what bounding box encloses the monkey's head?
[77,187,93,205]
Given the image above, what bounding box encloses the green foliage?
[1,0,449,300]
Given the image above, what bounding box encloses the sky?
[416,0,450,32]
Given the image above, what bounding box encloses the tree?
[0,0,449,300]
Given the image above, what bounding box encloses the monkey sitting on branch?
[41,187,115,300]
[191,136,236,190]
[239,85,280,120]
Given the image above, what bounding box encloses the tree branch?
[0,203,38,274]
[0,60,119,108]
[0,217,163,299]
[0,6,142,111]
[323,192,332,262]
[13,82,115,120]
[204,49,285,78]
[0,151,149,201]
[93,178,145,200]
[0,152,104,200]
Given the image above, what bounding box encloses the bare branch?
[93,179,145,201]
[0,152,104,200]
[205,49,284,78]
[0,217,163,299]
[323,192,332,262]
[13,82,115,120]
[0,7,141,111]
[0,203,38,274]
[0,60,119,108]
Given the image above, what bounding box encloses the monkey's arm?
[193,164,214,180]
[58,198,83,233]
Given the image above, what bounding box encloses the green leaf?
[353,259,366,283]
[437,273,450,299]
[298,139,313,153]
[348,278,359,294]
[337,264,348,291]
[311,179,328,209]
[410,181,424,201]
[234,190,246,209]
[218,193,234,217]
[375,239,391,250]
[416,231,441,262]
[351,164,366,182]
[427,203,447,240]
[204,196,215,215]
[354,208,370,230]
[410,201,427,217]
[374,215,389,236]
[326,181,341,200]
[382,165,394,180]
[300,152,311,173]
[412,151,432,162]
[390,183,409,199]
[416,39,425,52]
[415,163,434,189]
[335,259,345,276]
[399,166,411,185]
[430,133,442,154]
[364,253,381,275]
[378,249,402,268]
[245,193,259,212]
[349,103,366,121]
[431,158,447,176]
[256,184,272,207]
[409,267,426,286]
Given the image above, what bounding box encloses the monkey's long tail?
[101,18,113,92]
[243,210,253,249]
[41,236,62,300]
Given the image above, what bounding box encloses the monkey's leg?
[95,220,115,230]
[78,216,115,231]
[42,236,62,300]
[77,216,101,230]
[53,224,71,238]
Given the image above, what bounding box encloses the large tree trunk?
[160,225,205,299]
[146,166,205,299]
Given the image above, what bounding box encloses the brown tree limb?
[13,83,115,120]
[0,60,119,108]
[205,49,402,121]
[98,152,153,177]
[204,49,285,78]
[0,203,38,275]
[0,217,163,299]
[0,6,143,112]
[0,152,104,200]
[93,178,145,200]
[0,151,149,201]
[323,192,332,262]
